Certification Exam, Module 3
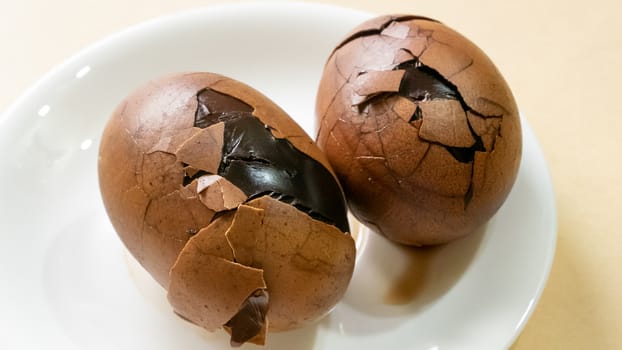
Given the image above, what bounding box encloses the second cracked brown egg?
[99,72,355,346]
[316,15,522,246]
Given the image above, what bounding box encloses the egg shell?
[168,196,355,335]
[98,72,354,345]
[316,15,522,245]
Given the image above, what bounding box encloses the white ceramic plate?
[0,3,556,350]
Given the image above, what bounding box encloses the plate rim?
[503,116,558,349]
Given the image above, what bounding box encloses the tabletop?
[2,0,620,349]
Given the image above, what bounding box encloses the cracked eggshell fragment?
[168,196,355,337]
[316,15,522,245]
[226,196,356,331]
[175,123,224,174]
[168,213,267,336]
[196,174,246,211]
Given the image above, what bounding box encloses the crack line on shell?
[292,223,335,275]
[187,195,216,232]
[328,123,365,185]
[447,58,475,79]
[393,53,499,160]
[417,32,505,114]
[122,126,143,187]
[331,15,440,55]
[470,97,509,118]
[221,207,270,341]
[138,193,152,262]
[140,199,158,261]
[170,234,268,343]
[464,161,475,208]
[355,155,386,160]
[398,48,418,60]
[490,126,502,151]
[318,56,351,141]
[354,91,394,114]
[374,102,403,188]
[334,52,492,201]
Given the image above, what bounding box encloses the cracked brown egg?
[316,15,522,245]
[98,72,355,346]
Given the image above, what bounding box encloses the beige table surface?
[2,0,620,348]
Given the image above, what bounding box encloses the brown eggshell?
[99,72,330,286]
[168,197,355,334]
[227,196,356,331]
[99,74,224,286]
[99,72,354,346]
[196,175,247,211]
[168,214,266,332]
[174,123,224,174]
[316,15,522,245]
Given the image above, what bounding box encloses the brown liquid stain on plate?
[383,245,438,305]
